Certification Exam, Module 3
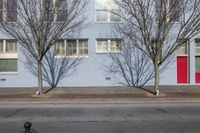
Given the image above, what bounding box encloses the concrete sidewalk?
[0,85,199,102]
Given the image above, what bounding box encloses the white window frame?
[0,39,18,73]
[95,0,121,23]
[96,39,122,53]
[55,39,89,58]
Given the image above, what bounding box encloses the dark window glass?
[0,59,17,72]
[0,0,2,22]
[168,0,181,22]
[56,0,67,21]
[7,0,17,22]
[43,0,54,22]
[67,40,77,56]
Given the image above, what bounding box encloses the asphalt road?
[0,102,200,133]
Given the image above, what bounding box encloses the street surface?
[0,102,200,133]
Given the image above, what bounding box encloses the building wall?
[0,0,199,87]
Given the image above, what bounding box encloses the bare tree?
[104,39,154,87]
[112,0,200,95]
[23,48,82,91]
[1,0,87,94]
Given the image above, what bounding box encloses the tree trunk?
[154,62,160,96]
[37,61,44,95]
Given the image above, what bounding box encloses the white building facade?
[0,0,200,87]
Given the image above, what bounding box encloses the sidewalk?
[0,85,199,102]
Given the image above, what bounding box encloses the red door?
[196,73,200,83]
[195,56,200,83]
[177,57,188,83]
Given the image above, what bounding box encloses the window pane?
[155,0,167,22]
[196,42,200,47]
[78,40,88,55]
[43,0,54,22]
[0,40,3,53]
[110,0,120,10]
[43,0,54,9]
[177,45,187,55]
[0,9,2,22]
[56,0,67,21]
[56,0,65,9]
[196,41,200,55]
[96,0,108,10]
[0,0,2,9]
[57,10,67,21]
[110,11,121,22]
[110,40,122,52]
[7,0,16,9]
[55,40,65,55]
[195,57,200,73]
[177,40,187,55]
[7,9,17,22]
[0,59,17,72]
[155,10,164,22]
[6,40,17,52]
[67,40,77,56]
[97,40,108,52]
[7,0,17,22]
[0,0,2,22]
[169,0,181,22]
[96,10,108,22]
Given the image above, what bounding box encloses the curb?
[1,98,200,104]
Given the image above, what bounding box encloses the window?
[6,40,17,52]
[43,0,54,22]
[95,0,121,22]
[78,40,88,56]
[176,40,187,56]
[0,0,3,22]
[195,39,200,55]
[55,40,65,55]
[195,39,200,78]
[96,39,108,52]
[110,39,122,52]
[155,0,181,22]
[56,0,68,22]
[96,39,122,53]
[0,59,17,72]
[0,41,3,53]
[7,0,17,22]
[55,39,88,57]
[43,0,68,22]
[67,40,77,56]
[0,40,17,72]
[0,0,17,22]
